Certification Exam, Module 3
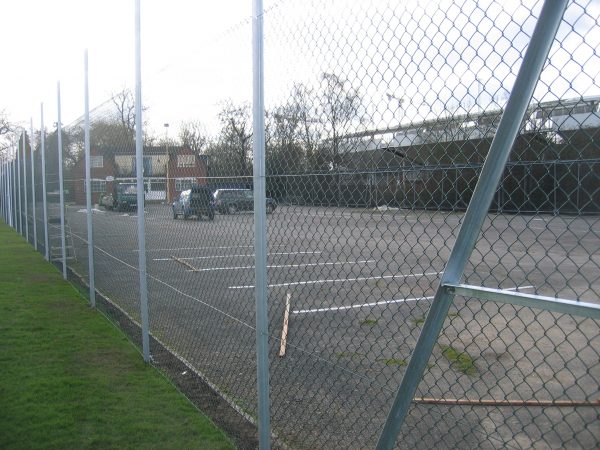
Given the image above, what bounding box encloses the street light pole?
[386,92,405,125]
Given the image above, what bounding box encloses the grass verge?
[0,223,234,449]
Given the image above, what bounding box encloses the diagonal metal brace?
[375,1,570,448]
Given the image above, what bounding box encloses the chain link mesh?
[5,0,598,448]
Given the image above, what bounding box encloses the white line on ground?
[77,208,105,213]
[283,209,459,224]
[505,285,535,292]
[153,250,322,261]
[140,245,253,253]
[229,271,442,289]
[291,285,535,314]
[292,295,435,314]
[185,259,376,272]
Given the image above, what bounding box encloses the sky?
[2,0,599,145]
[1,0,251,135]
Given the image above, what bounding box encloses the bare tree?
[269,104,303,174]
[217,101,253,175]
[320,73,364,166]
[179,120,208,154]
[291,83,321,164]
[110,88,157,145]
[111,89,136,134]
[0,110,15,157]
[266,83,322,173]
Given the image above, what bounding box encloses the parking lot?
[59,203,599,449]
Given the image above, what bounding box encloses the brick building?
[72,145,208,205]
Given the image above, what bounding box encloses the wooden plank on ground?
[279,292,291,357]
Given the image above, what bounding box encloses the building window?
[84,179,106,193]
[177,155,195,168]
[90,155,104,168]
[175,178,195,191]
[129,156,154,175]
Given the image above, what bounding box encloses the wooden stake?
[413,398,600,407]
[171,255,199,271]
[279,292,291,357]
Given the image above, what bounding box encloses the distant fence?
[269,158,600,214]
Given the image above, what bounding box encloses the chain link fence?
[1,0,599,448]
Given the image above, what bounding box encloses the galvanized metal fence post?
[5,158,9,224]
[4,158,9,225]
[5,158,9,225]
[253,0,271,447]
[13,153,17,229]
[1,158,4,222]
[1,159,3,221]
[7,158,10,226]
[8,157,11,226]
[41,103,49,261]
[135,0,151,362]
[12,148,17,229]
[375,1,569,448]
[3,159,7,224]
[22,132,29,243]
[84,50,96,307]
[16,138,22,235]
[4,159,7,224]
[30,119,37,251]
[57,82,67,280]
[2,159,5,223]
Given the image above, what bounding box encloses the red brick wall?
[72,152,116,205]
[73,148,207,205]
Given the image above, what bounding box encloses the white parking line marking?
[506,285,535,292]
[153,250,322,261]
[292,295,435,314]
[291,285,535,314]
[140,245,253,253]
[229,271,442,289]
[185,259,376,272]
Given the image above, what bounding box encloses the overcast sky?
[1,0,250,134]
[2,0,598,142]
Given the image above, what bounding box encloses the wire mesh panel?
[399,301,599,449]
[48,100,144,346]
[21,134,34,248]
[32,133,46,255]
[90,105,143,330]
[32,130,47,258]
[261,0,599,448]
[42,129,67,271]
[140,17,263,438]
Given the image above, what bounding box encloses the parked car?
[100,183,139,211]
[213,189,277,214]
[172,185,215,220]
[99,192,114,210]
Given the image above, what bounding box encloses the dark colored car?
[100,183,139,211]
[172,185,215,220]
[213,189,276,214]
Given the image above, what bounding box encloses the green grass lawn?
[0,223,234,449]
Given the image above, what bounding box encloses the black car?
[213,189,277,214]
[172,185,215,220]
